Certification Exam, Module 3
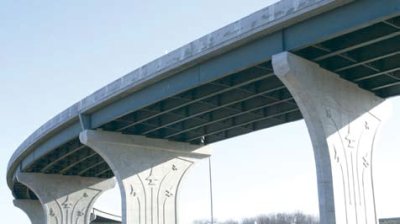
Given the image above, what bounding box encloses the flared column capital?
[16,173,115,224]
[272,51,392,224]
[80,130,211,224]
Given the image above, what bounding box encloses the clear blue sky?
[1,0,399,223]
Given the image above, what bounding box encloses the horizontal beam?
[187,106,300,142]
[59,149,97,174]
[91,33,283,129]
[165,97,295,139]
[116,70,273,132]
[353,67,400,82]
[141,78,288,135]
[40,144,85,173]
[334,52,400,73]
[8,0,400,192]
[314,32,400,61]
[284,0,400,51]
[19,121,82,174]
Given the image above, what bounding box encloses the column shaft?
[17,173,115,224]
[79,130,211,224]
[272,52,391,224]
[14,199,45,224]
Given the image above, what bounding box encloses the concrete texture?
[7,0,354,190]
[13,199,45,224]
[272,52,391,224]
[16,173,115,224]
[80,130,211,224]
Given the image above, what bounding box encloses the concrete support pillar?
[272,52,391,224]
[16,172,115,224]
[13,199,45,224]
[79,130,211,224]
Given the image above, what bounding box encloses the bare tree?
[222,220,240,224]
[195,212,319,224]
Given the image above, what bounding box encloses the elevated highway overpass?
[7,0,400,223]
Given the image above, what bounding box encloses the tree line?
[193,212,319,224]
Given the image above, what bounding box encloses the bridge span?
[7,0,400,223]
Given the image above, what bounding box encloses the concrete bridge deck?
[7,0,400,223]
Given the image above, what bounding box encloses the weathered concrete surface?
[272,52,391,224]
[80,130,210,224]
[7,0,354,190]
[13,199,45,224]
[16,173,115,224]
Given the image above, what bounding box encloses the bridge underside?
[13,14,400,200]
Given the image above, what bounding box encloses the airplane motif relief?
[362,153,370,168]
[62,196,73,209]
[130,185,137,197]
[345,126,356,149]
[325,108,332,118]
[165,190,173,198]
[333,146,340,163]
[145,168,158,187]
[49,208,56,217]
[77,209,85,217]
[364,121,370,130]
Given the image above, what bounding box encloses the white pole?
[208,157,214,224]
